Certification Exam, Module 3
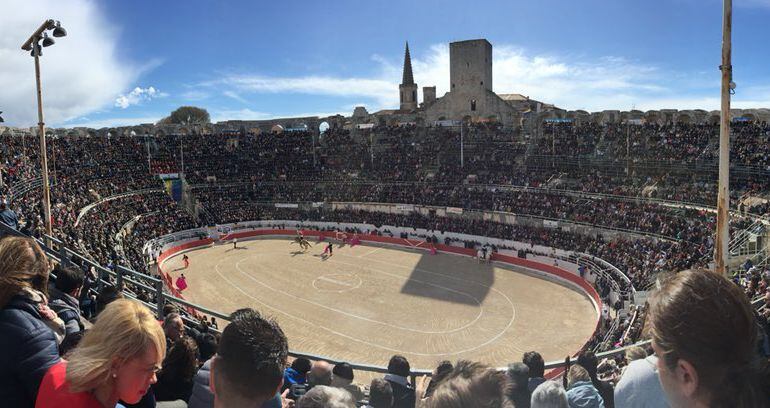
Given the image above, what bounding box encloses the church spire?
[401,42,414,85]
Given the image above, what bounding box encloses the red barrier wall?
[160,230,602,377]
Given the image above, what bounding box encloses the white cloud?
[114,86,166,109]
[210,108,345,123]
[222,90,249,104]
[61,116,162,129]
[0,0,149,126]
[196,43,731,113]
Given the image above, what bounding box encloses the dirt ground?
[164,238,597,371]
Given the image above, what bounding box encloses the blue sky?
[2,0,770,128]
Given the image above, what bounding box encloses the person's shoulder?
[37,361,102,408]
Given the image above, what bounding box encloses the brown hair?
[648,268,770,407]
[425,360,513,408]
[0,236,49,308]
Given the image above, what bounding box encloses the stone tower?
[399,42,418,111]
[449,39,492,93]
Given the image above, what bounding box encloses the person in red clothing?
[36,299,166,408]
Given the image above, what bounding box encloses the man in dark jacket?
[49,265,85,336]
[0,198,19,230]
[0,295,61,407]
[383,355,416,408]
[577,351,615,408]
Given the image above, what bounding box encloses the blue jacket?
[0,295,61,408]
[567,380,605,408]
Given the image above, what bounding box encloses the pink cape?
[175,277,188,291]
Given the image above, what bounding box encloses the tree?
[158,106,210,125]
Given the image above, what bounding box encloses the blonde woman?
[0,236,62,408]
[35,299,166,408]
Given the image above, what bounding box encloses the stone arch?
[708,114,721,125]
[271,124,284,134]
[676,114,691,124]
[645,111,661,125]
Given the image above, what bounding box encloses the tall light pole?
[21,19,67,241]
[715,0,732,275]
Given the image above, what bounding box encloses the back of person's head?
[291,357,312,374]
[506,362,531,407]
[198,332,218,362]
[297,385,355,408]
[333,362,353,380]
[59,330,86,356]
[162,303,179,317]
[308,360,333,386]
[425,360,513,408]
[530,381,569,408]
[576,351,599,379]
[53,264,85,295]
[523,351,545,378]
[0,235,49,308]
[566,365,591,389]
[368,378,393,408]
[649,268,770,408]
[387,355,410,377]
[65,299,166,399]
[160,336,199,383]
[212,308,288,407]
[623,346,647,362]
[95,284,123,316]
[507,362,530,387]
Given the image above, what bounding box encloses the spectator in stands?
[577,351,614,408]
[613,350,669,408]
[532,381,569,408]
[423,360,453,399]
[331,362,364,401]
[95,284,124,317]
[0,236,61,408]
[188,308,288,408]
[153,336,199,403]
[308,361,333,388]
[507,362,532,408]
[197,332,219,363]
[648,268,770,408]
[365,378,394,408]
[565,365,604,408]
[624,347,647,363]
[283,357,312,393]
[49,264,85,336]
[297,385,355,408]
[524,351,547,392]
[163,312,185,346]
[423,360,513,408]
[0,197,19,230]
[35,299,165,408]
[384,355,416,408]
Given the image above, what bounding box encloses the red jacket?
[35,360,102,408]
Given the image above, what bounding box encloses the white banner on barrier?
[275,203,299,208]
[543,220,559,228]
[396,204,415,211]
[446,207,463,215]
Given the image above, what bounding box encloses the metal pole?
[715,0,732,276]
[34,50,53,240]
[460,124,464,168]
[180,135,185,175]
[626,124,631,175]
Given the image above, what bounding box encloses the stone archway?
[271,124,284,134]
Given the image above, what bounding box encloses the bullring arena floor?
[162,238,597,370]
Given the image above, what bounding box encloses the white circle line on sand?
[211,245,518,357]
[312,273,363,293]
[234,253,485,335]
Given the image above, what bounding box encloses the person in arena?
[183,254,189,269]
[648,268,770,408]
[35,299,166,408]
[322,241,333,257]
[0,236,61,407]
